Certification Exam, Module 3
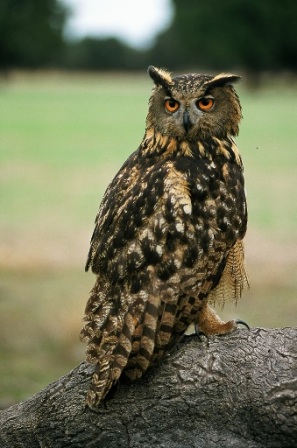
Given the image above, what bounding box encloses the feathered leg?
[194,303,239,335]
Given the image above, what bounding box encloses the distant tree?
[63,37,149,71]
[150,0,297,74]
[0,0,68,69]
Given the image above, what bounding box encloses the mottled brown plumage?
[80,66,249,408]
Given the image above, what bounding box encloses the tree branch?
[0,328,296,448]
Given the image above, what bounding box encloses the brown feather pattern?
[81,66,248,407]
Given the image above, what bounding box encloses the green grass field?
[1,71,297,405]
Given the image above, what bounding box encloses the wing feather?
[82,145,247,406]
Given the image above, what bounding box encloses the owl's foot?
[195,304,249,336]
[234,319,250,331]
[194,323,208,341]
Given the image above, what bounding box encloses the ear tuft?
[205,73,241,88]
[148,66,173,89]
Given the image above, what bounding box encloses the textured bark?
[0,328,296,448]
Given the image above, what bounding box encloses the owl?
[80,66,249,408]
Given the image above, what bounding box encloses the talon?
[194,323,208,341]
[235,319,250,331]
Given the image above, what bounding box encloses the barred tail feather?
[124,293,161,381]
[154,302,178,354]
[85,298,143,408]
[111,311,136,381]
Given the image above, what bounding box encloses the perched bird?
[81,66,249,408]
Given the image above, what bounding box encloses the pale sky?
[62,0,174,48]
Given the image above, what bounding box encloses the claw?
[194,323,208,342]
[235,319,250,331]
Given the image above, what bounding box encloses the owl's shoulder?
[85,148,173,272]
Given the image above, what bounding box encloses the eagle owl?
[81,66,249,408]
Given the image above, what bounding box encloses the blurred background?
[1,0,297,407]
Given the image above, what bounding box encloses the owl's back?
[81,66,248,408]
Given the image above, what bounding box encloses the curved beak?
[183,110,192,133]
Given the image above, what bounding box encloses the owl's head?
[146,66,242,141]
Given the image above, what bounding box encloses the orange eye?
[164,98,180,113]
[197,97,214,111]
